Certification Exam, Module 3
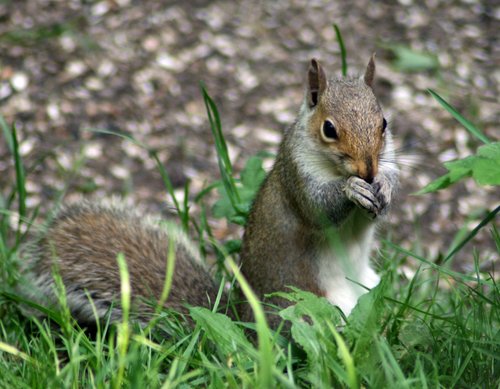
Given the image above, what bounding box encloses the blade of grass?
[492,224,500,253]
[0,114,13,152]
[0,200,10,272]
[175,328,202,380]
[327,322,359,389]
[0,341,37,365]
[444,205,499,263]
[181,180,191,231]
[158,232,176,310]
[200,86,233,176]
[84,289,103,368]
[149,149,191,230]
[51,259,74,337]
[85,128,189,230]
[11,123,27,245]
[334,24,347,76]
[162,357,180,388]
[376,337,410,388]
[449,347,474,388]
[144,230,177,334]
[194,181,220,203]
[226,256,273,388]
[384,241,494,286]
[166,368,205,387]
[194,205,211,261]
[115,253,131,389]
[201,86,242,213]
[383,296,453,322]
[386,266,423,338]
[428,89,490,144]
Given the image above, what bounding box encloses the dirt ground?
[0,1,498,271]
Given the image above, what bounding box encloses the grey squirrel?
[20,56,399,327]
[240,56,399,324]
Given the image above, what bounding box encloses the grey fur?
[20,199,224,325]
[18,57,399,330]
[240,58,399,325]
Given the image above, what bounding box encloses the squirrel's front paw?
[372,175,392,215]
[344,176,380,218]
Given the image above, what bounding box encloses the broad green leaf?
[223,239,241,255]
[444,158,474,180]
[346,276,389,367]
[472,159,500,185]
[285,318,321,364]
[240,156,266,190]
[190,307,254,358]
[478,142,500,160]
[212,185,234,219]
[277,288,342,385]
[276,287,341,327]
[398,320,433,350]
[386,45,439,72]
[417,141,500,194]
[416,174,454,194]
[212,154,267,224]
[277,289,341,361]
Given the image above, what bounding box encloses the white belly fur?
[316,211,380,316]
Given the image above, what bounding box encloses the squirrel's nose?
[362,174,374,184]
[356,157,375,184]
[357,171,374,184]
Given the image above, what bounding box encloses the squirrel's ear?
[364,53,376,87]
[307,58,327,108]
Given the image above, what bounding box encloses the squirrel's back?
[20,199,223,324]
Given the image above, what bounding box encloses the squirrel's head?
[301,55,387,184]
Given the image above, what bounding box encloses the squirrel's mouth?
[328,155,351,178]
[317,152,343,175]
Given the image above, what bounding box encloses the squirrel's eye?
[382,118,387,132]
[321,120,338,142]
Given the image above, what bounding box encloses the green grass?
[0,88,499,388]
[0,17,99,52]
[1,55,499,388]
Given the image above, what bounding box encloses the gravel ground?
[0,0,498,271]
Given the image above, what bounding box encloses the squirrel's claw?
[373,175,392,214]
[344,176,380,216]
